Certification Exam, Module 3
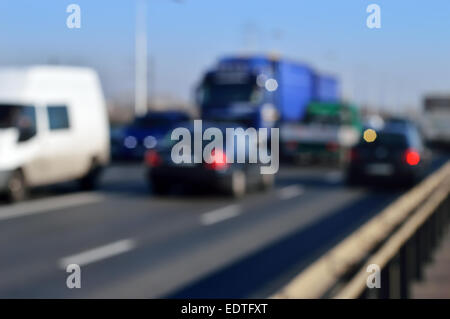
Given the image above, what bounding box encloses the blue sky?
[1,0,450,112]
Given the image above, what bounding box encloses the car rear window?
[360,132,408,148]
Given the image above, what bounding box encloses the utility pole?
[149,55,155,108]
[135,0,147,117]
[135,0,183,116]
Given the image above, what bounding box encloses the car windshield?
[0,104,36,130]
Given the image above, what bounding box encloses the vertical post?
[388,254,402,299]
[400,243,412,298]
[442,193,448,226]
[436,203,444,242]
[364,283,382,299]
[431,210,439,249]
[380,265,390,298]
[426,219,434,261]
[422,221,431,263]
[408,236,417,282]
[135,0,148,117]
[414,229,424,280]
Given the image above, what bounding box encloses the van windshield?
[0,104,37,131]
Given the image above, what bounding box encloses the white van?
[0,66,110,201]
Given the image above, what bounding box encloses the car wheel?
[228,170,246,198]
[345,173,359,186]
[259,173,275,191]
[7,170,27,202]
[152,181,171,196]
[79,162,102,191]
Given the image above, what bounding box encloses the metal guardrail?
[272,161,450,299]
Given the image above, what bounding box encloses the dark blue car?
[346,122,432,186]
[111,111,190,161]
[145,121,276,197]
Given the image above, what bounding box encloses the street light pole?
[135,0,183,116]
[135,0,147,117]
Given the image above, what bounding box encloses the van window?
[18,106,37,142]
[47,106,70,130]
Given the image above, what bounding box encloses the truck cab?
[197,56,280,130]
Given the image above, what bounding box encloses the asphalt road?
[0,153,448,298]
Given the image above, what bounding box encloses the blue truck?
[196,54,339,129]
[314,73,340,103]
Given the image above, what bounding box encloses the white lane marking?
[277,185,305,200]
[0,192,104,222]
[324,171,343,184]
[201,204,241,226]
[58,239,136,269]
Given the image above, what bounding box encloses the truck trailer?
[280,102,363,166]
[196,55,339,130]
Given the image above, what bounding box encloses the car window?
[47,106,70,130]
[359,132,408,148]
[409,127,424,149]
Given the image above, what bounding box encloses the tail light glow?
[404,149,420,166]
[145,150,163,167]
[205,149,229,171]
[326,142,339,152]
[349,149,359,162]
[286,141,298,151]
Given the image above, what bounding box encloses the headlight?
[143,136,157,149]
[264,78,278,92]
[261,103,279,122]
[124,136,137,149]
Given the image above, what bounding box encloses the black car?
[145,122,275,197]
[346,123,432,186]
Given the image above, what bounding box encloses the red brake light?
[286,141,298,151]
[349,149,359,162]
[326,142,339,152]
[205,149,229,170]
[404,149,420,166]
[145,150,162,167]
